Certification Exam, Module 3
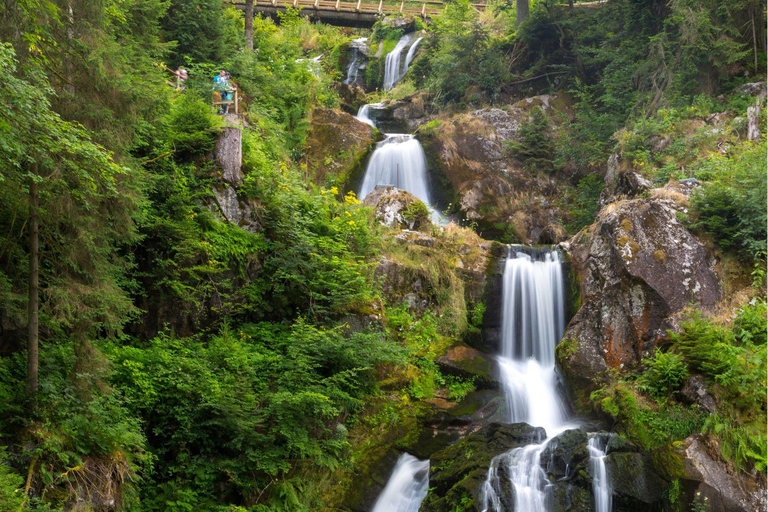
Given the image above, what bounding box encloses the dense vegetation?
[0,0,765,510]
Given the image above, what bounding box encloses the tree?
[0,44,140,395]
[245,0,254,50]
[516,0,529,27]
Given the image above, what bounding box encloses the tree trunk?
[516,0,529,28]
[245,0,254,51]
[27,166,39,397]
[747,100,761,141]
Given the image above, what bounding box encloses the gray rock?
[606,451,667,504]
[559,198,721,392]
[362,187,431,231]
[734,81,767,99]
[214,127,243,184]
[680,374,717,413]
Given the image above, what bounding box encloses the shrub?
[639,350,689,398]
[506,107,554,171]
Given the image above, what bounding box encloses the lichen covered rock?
[558,197,721,395]
[362,187,432,231]
[418,94,574,243]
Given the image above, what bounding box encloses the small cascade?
[370,453,430,512]
[344,37,368,86]
[588,434,612,512]
[383,33,415,91]
[359,134,431,205]
[403,37,423,75]
[481,248,572,512]
[356,103,382,127]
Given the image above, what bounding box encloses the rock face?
[436,342,499,388]
[303,108,377,186]
[655,435,766,512]
[420,423,547,512]
[363,92,437,133]
[212,185,262,232]
[559,197,721,397]
[600,153,651,205]
[418,94,573,243]
[362,187,431,231]
[214,127,243,184]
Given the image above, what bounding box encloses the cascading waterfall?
[359,134,430,202]
[344,37,368,85]
[403,37,423,75]
[383,33,415,91]
[481,248,572,512]
[588,434,612,512]
[370,453,430,512]
[356,103,381,127]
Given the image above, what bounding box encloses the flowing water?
[403,37,423,75]
[588,434,612,512]
[481,248,574,512]
[359,134,430,202]
[370,453,430,512]
[344,37,368,85]
[383,33,416,91]
[356,103,382,127]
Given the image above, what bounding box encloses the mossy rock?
[436,342,498,389]
[606,451,668,505]
[421,422,546,512]
[548,482,594,512]
[540,428,589,480]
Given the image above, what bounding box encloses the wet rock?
[541,428,589,480]
[303,108,376,186]
[364,92,436,133]
[548,483,593,512]
[420,423,547,512]
[436,342,499,388]
[680,374,717,413]
[559,197,721,399]
[607,451,668,505]
[362,187,432,231]
[334,82,368,114]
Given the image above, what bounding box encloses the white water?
[371,453,430,512]
[359,134,430,204]
[383,33,415,91]
[344,37,368,85]
[481,248,571,512]
[356,103,382,127]
[403,37,423,75]
[588,434,612,512]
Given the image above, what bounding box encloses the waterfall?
[588,434,612,512]
[370,453,429,512]
[344,37,368,85]
[403,37,423,75]
[359,134,431,205]
[481,248,571,512]
[356,103,382,127]
[383,33,415,91]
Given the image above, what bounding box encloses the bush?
[505,107,554,171]
[638,350,688,398]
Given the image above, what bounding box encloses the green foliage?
[166,94,222,158]
[402,200,431,230]
[667,312,767,471]
[109,321,399,507]
[162,0,242,66]
[590,381,705,450]
[0,449,24,511]
[506,107,554,171]
[638,350,688,398]
[564,173,604,232]
[687,143,767,262]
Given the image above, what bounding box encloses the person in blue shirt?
[213,70,230,114]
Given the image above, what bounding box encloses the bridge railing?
[229,0,485,17]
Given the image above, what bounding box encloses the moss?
[616,235,631,246]
[651,442,688,481]
[620,218,633,232]
[556,337,579,360]
[653,249,667,262]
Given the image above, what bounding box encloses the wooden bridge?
[228,0,486,27]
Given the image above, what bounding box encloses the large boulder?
[418,94,574,243]
[558,197,721,400]
[303,108,377,187]
[362,187,432,231]
[362,92,437,133]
